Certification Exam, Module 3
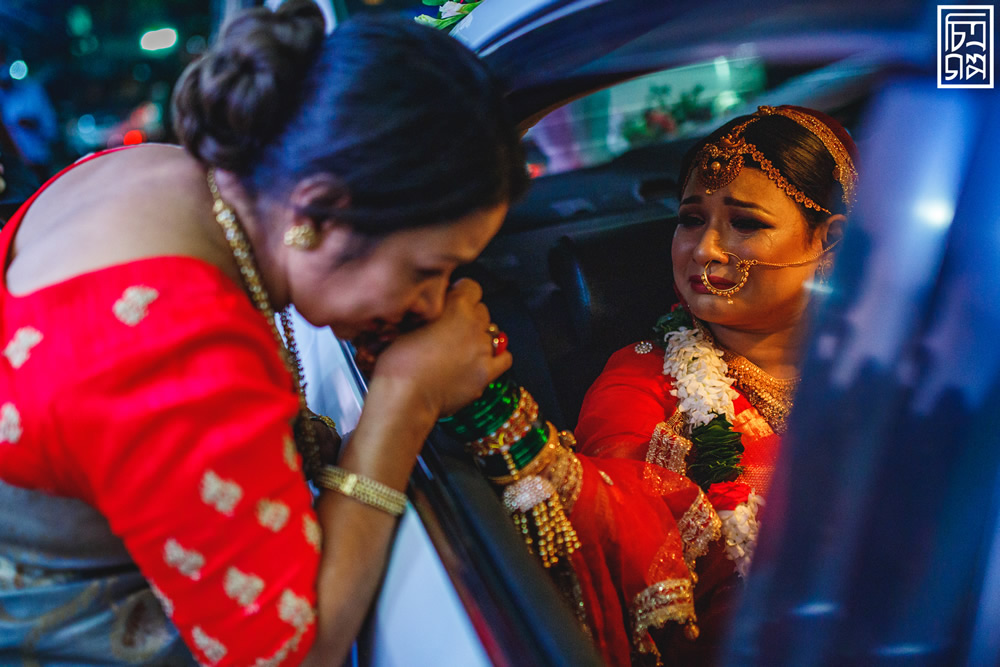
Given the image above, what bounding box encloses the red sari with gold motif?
[562,340,781,665]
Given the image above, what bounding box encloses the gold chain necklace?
[693,319,799,434]
[206,170,323,478]
[720,351,798,434]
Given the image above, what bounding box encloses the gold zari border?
[645,410,692,474]
[631,578,696,649]
[678,490,722,568]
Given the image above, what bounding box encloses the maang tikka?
[683,105,858,215]
[688,106,857,303]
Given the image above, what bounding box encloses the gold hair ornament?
[701,239,841,304]
[684,106,858,214]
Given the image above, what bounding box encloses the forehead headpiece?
[683,105,858,214]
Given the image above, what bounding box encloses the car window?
[524,55,766,177]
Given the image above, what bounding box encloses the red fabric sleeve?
[549,344,722,665]
[567,456,709,666]
[52,306,318,666]
[575,343,677,461]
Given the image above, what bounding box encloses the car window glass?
[523,56,766,177]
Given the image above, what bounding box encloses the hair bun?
[172,0,325,171]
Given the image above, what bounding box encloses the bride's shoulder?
[602,340,665,376]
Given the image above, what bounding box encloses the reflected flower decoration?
[415,0,483,31]
[439,1,466,18]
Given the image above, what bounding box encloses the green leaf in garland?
[687,414,744,490]
[421,0,450,6]
[653,306,692,342]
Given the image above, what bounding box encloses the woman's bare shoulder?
[7,145,230,295]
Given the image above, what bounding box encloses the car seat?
[545,216,678,424]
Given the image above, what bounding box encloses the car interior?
[388,51,887,663]
[2,1,950,660]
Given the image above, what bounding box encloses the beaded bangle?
[316,466,408,517]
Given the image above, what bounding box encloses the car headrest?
[548,217,677,355]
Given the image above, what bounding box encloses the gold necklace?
[693,319,799,434]
[720,351,798,434]
[206,170,323,478]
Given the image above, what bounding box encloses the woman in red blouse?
[0,3,525,665]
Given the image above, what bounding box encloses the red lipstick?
[688,274,735,293]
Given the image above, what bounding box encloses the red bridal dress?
[0,151,319,666]
[564,340,781,666]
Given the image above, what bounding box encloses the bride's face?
[672,167,829,333]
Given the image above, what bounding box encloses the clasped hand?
[371,279,512,418]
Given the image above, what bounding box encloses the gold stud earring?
[283,225,318,250]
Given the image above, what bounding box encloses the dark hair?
[172,0,528,234]
[678,108,856,230]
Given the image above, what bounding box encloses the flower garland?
[654,307,744,490]
[711,482,765,577]
[653,306,764,576]
[416,0,483,31]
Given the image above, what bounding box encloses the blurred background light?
[185,35,207,55]
[9,60,28,80]
[123,129,145,145]
[713,56,731,85]
[133,63,152,82]
[913,198,955,229]
[67,5,93,37]
[77,114,96,134]
[140,28,178,52]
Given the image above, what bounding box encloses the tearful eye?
[731,217,769,232]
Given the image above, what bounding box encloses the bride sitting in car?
[480,104,857,666]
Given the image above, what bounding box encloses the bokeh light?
[9,60,28,80]
[140,28,178,52]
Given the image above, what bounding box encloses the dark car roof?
[454,0,933,123]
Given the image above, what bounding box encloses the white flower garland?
[662,326,739,429]
[716,493,765,577]
[661,323,763,577]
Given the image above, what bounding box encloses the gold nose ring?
[701,252,758,304]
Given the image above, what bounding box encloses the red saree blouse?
[0,153,319,665]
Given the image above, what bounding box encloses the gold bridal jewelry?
[722,350,799,435]
[206,170,324,477]
[207,170,407,516]
[683,106,858,215]
[693,319,799,434]
[701,239,841,304]
[283,224,318,250]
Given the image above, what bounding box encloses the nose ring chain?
[701,239,841,304]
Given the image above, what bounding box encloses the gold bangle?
[316,466,408,517]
